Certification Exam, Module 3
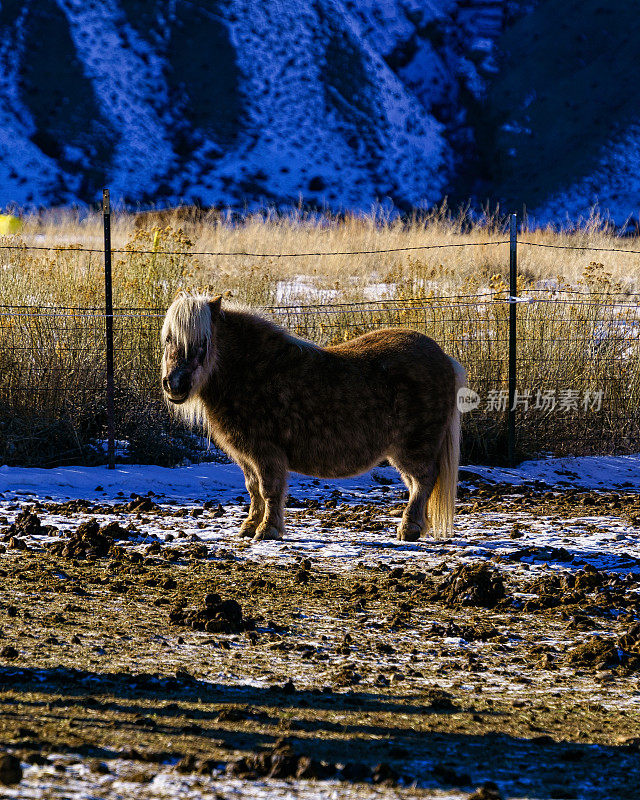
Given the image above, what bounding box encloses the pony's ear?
[209,295,222,320]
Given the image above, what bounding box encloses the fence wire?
[0,239,509,257]
[4,236,640,257]
[1,291,639,467]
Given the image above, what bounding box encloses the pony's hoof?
[397,522,423,542]
[239,521,257,538]
[253,524,283,542]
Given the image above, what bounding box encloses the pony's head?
[161,293,221,405]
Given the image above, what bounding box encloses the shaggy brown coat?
[161,294,466,542]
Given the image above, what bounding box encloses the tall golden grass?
[8,203,640,302]
[0,206,639,465]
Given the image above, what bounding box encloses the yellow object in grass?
[0,214,22,235]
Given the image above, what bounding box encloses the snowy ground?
[3,451,640,504]
[1,455,640,799]
[2,454,640,576]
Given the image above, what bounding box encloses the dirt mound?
[508,545,573,564]
[48,518,128,559]
[126,496,160,513]
[519,565,640,616]
[437,563,505,608]
[1,509,58,548]
[227,738,398,784]
[423,688,457,711]
[333,663,362,686]
[573,564,609,591]
[469,783,503,800]
[169,593,251,633]
[44,499,95,514]
[9,509,44,537]
[99,521,131,540]
[618,623,640,653]
[616,624,640,671]
[227,738,335,780]
[568,637,620,669]
[429,620,501,642]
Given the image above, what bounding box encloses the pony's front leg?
[252,457,287,542]
[238,464,265,538]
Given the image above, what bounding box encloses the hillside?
[0,0,638,224]
[467,0,640,225]
[0,0,518,212]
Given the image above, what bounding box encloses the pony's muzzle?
[163,371,190,403]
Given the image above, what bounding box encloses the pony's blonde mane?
[162,292,321,437]
[162,293,215,436]
[161,292,213,355]
[174,394,210,436]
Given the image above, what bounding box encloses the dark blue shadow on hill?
[3,0,116,203]
[460,0,640,215]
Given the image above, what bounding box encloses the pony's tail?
[428,357,466,538]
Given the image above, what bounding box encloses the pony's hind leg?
[252,456,287,542]
[238,462,265,538]
[392,460,438,542]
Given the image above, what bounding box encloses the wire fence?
[1,203,640,467]
[0,239,510,256]
[4,236,640,256]
[1,290,639,467]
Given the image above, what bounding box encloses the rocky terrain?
[0,469,639,799]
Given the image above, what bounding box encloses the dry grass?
[1,206,639,466]
[9,203,640,304]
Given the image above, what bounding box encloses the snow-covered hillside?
[0,0,516,211]
[470,0,640,228]
[1,0,638,224]
[535,126,640,228]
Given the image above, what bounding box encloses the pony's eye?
[189,343,207,362]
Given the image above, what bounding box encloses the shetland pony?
[161,293,466,542]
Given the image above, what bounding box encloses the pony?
[161,293,466,542]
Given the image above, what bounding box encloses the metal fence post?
[103,189,115,469]
[507,213,517,466]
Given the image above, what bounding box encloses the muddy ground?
[1,480,640,799]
